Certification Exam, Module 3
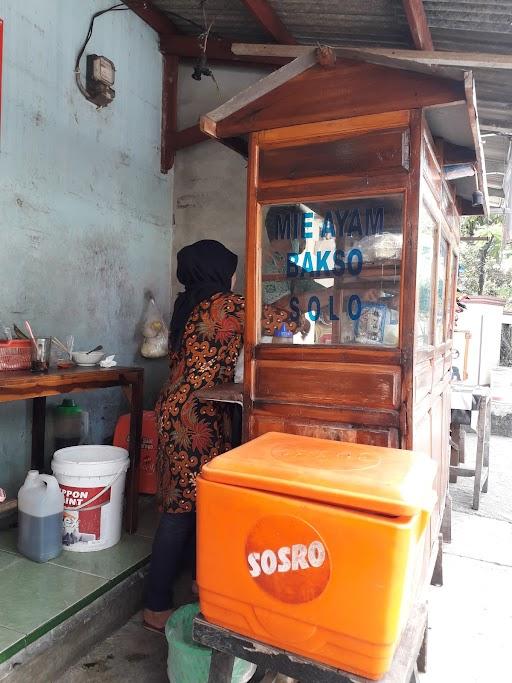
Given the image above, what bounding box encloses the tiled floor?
[0,497,158,664]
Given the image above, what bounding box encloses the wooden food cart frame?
[201,48,486,573]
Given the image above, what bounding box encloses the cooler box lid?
[201,432,436,517]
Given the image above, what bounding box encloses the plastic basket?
[166,603,256,683]
[0,340,32,371]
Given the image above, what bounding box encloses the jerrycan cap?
[57,399,82,415]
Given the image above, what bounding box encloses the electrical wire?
[75,4,128,71]
[75,3,129,104]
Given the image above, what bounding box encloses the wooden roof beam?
[123,0,179,36]
[402,0,434,51]
[173,124,248,157]
[239,0,297,44]
[464,71,490,216]
[231,43,512,69]
[160,35,288,65]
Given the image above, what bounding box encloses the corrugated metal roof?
[151,0,269,42]
[266,0,411,48]
[154,0,512,204]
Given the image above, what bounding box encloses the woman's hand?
[298,313,311,337]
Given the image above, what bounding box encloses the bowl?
[72,351,105,366]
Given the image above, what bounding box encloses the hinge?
[402,129,411,171]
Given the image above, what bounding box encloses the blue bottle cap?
[274,323,293,338]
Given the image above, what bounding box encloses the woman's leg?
[144,511,196,625]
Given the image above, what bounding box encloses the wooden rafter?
[122,0,179,36]
[201,51,318,138]
[402,0,434,51]
[160,35,287,65]
[464,71,490,216]
[239,0,297,44]
[174,125,209,150]
[173,124,248,158]
[231,43,512,70]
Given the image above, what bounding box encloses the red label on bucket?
[60,485,111,547]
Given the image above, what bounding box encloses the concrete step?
[0,568,147,682]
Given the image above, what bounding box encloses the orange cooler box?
[197,432,436,679]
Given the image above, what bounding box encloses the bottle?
[272,322,294,344]
[17,471,64,562]
[54,399,89,450]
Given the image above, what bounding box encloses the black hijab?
[170,240,238,351]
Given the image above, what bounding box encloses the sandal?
[143,620,166,635]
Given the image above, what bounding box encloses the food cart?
[200,49,487,574]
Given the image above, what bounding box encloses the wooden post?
[161,53,178,173]
[31,397,47,471]
[208,650,235,683]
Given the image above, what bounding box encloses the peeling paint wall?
[173,64,269,296]
[0,1,172,494]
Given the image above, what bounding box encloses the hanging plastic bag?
[140,296,168,359]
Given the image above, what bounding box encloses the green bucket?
[166,603,256,683]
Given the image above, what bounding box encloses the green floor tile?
[48,533,152,579]
[0,550,20,571]
[0,529,18,555]
[0,626,25,664]
[0,559,107,635]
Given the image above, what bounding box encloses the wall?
[173,63,269,295]
[0,1,172,494]
[454,298,505,385]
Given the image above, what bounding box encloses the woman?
[144,240,293,631]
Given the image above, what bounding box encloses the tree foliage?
[458,215,512,307]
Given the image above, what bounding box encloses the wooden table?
[193,601,428,683]
[0,366,144,533]
[195,382,243,405]
[450,385,491,511]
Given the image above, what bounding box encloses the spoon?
[24,320,38,351]
[86,345,103,355]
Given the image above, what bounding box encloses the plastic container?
[54,399,89,451]
[272,322,293,344]
[51,446,129,552]
[0,340,32,371]
[113,411,158,494]
[166,603,256,683]
[17,470,64,562]
[30,337,52,373]
[197,432,436,680]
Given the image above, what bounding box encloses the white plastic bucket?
[51,446,129,553]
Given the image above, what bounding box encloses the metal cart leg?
[409,664,420,683]
[473,396,489,510]
[482,399,491,493]
[441,492,452,544]
[431,534,443,587]
[417,617,428,673]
